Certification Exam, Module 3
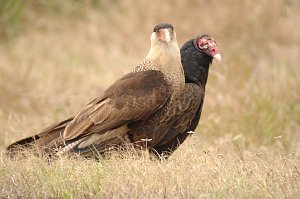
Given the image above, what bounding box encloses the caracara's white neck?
[145,36,185,96]
[132,32,185,96]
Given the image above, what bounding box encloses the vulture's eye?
[197,38,209,50]
[202,44,208,49]
[199,43,209,50]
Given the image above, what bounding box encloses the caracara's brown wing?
[63,70,171,141]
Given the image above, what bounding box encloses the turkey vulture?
[152,34,221,156]
[7,23,185,157]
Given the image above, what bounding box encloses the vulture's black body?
[153,39,214,156]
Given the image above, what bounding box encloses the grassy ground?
[0,140,299,198]
[0,0,299,198]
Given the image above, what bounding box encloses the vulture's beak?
[213,53,222,62]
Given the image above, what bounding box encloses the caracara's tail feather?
[6,117,130,158]
[6,117,72,154]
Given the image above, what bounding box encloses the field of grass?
[0,0,299,198]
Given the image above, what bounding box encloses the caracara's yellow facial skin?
[156,28,174,44]
[151,28,176,46]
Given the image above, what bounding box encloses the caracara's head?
[150,23,179,51]
[193,34,222,62]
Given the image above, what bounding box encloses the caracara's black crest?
[153,23,174,32]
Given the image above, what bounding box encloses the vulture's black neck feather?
[180,39,213,87]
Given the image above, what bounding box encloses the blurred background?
[0,0,299,152]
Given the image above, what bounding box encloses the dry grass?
[0,0,299,198]
[0,138,299,198]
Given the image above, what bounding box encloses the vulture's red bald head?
[194,34,222,62]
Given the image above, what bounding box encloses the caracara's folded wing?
[63,70,171,141]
